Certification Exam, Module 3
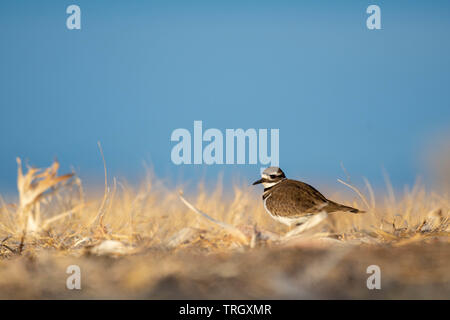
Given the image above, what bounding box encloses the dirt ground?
[0,239,448,299]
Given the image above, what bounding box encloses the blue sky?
[1,0,449,194]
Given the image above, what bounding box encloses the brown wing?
[325,200,363,213]
[265,179,329,218]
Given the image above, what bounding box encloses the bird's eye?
[270,174,277,179]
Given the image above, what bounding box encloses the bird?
[252,167,364,227]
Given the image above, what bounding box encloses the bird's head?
[252,166,286,188]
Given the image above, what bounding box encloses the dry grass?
[0,158,448,299]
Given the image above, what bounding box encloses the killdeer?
[253,167,364,227]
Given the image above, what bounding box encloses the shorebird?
[253,167,364,227]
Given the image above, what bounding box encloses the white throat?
[262,179,284,189]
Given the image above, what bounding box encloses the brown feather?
[264,179,363,219]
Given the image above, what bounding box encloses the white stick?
[179,191,249,245]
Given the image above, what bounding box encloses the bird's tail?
[326,201,365,214]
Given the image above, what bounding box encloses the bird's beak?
[252,178,264,185]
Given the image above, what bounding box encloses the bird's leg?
[285,212,328,238]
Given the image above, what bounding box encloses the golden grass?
[0,158,448,299]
